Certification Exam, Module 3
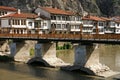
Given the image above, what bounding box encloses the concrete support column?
[42,42,56,58]
[9,43,16,57]
[61,44,115,77]
[73,44,101,67]
[35,42,57,58]
[0,40,10,54]
[35,44,42,58]
[32,42,68,67]
[9,41,37,62]
[74,44,86,66]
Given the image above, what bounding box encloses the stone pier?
[28,42,69,67]
[0,40,10,55]
[61,43,119,77]
[10,40,37,62]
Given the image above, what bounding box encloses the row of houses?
[0,6,120,34]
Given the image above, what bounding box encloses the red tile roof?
[111,16,120,23]
[41,7,74,15]
[1,12,38,19]
[115,20,120,23]
[0,6,17,11]
[82,15,106,21]
[101,17,111,21]
[111,16,120,20]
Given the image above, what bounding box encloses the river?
[0,62,110,80]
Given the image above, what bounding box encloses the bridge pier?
[73,44,110,73]
[61,43,118,77]
[0,40,10,55]
[9,40,37,62]
[28,42,69,67]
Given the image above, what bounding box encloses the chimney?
[87,13,90,18]
[38,12,40,16]
[18,9,21,14]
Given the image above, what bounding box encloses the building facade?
[0,6,120,35]
[35,7,82,34]
[82,15,106,34]
[1,9,38,34]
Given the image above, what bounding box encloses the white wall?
[1,19,9,27]
[26,19,35,29]
[1,18,36,29]
[83,20,93,27]
[41,20,51,30]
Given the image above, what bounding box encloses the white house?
[112,16,120,34]
[104,21,116,34]
[35,7,82,34]
[0,6,17,17]
[82,15,106,34]
[115,21,120,34]
[1,9,38,34]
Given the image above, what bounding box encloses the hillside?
[0,0,119,16]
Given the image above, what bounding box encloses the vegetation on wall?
[56,43,72,50]
[30,48,35,57]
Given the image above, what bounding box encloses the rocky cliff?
[0,0,119,16]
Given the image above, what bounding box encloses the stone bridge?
[0,39,119,77]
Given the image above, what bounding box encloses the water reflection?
[0,62,104,80]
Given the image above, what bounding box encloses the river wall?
[57,44,120,72]
[99,44,120,71]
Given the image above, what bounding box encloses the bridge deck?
[0,33,120,43]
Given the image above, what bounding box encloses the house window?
[56,24,61,29]
[51,15,56,20]
[117,29,119,32]
[24,20,26,25]
[21,19,26,25]
[12,19,14,25]
[111,22,115,26]
[66,16,70,21]
[117,23,119,26]
[15,20,17,25]
[76,17,80,21]
[57,16,61,20]
[43,23,47,26]
[54,16,56,20]
[9,19,11,25]
[83,21,87,24]
[75,25,80,29]
[16,20,19,25]
[99,22,104,26]
[62,16,66,20]
[71,16,75,21]
[12,19,20,25]
[62,24,66,29]
[5,12,7,14]
[51,15,54,20]
[2,12,4,15]
[0,12,1,16]
[28,22,32,26]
